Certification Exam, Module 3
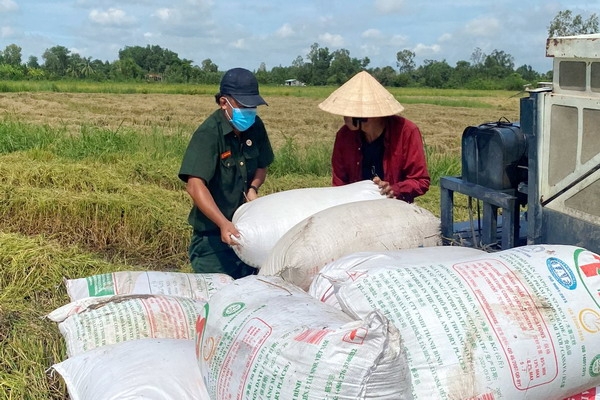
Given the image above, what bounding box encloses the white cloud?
[438,33,452,42]
[154,8,175,22]
[318,15,334,24]
[389,34,409,47]
[1,25,13,37]
[374,0,405,14]
[464,16,500,37]
[413,43,441,57]
[185,0,214,6]
[230,38,245,49]
[0,0,17,12]
[319,32,344,47]
[276,23,294,38]
[362,28,382,39]
[360,44,381,57]
[89,8,135,26]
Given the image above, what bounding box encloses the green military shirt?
[178,109,274,233]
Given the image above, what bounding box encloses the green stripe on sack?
[87,273,115,296]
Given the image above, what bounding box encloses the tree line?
[0,10,596,90]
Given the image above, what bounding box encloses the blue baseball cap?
[219,67,268,107]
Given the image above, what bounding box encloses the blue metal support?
[440,176,519,249]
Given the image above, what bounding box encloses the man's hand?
[220,220,241,245]
[245,188,258,202]
[373,176,395,198]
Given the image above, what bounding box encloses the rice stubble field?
[0,87,520,399]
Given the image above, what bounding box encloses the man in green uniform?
[178,67,274,279]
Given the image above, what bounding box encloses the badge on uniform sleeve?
[246,139,253,147]
[220,150,231,159]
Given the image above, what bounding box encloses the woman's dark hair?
[214,93,222,105]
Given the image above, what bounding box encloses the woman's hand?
[373,176,395,198]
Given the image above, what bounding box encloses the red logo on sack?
[343,327,367,345]
[346,271,366,282]
[580,254,600,277]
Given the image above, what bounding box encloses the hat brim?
[231,94,268,107]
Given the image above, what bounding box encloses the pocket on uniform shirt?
[242,146,259,174]
[218,155,237,188]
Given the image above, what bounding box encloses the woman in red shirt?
[319,71,430,203]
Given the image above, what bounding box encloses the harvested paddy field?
[0,88,521,399]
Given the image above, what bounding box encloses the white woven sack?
[47,294,205,357]
[309,246,486,308]
[260,198,441,290]
[65,271,233,301]
[563,387,600,400]
[196,275,413,400]
[51,338,210,400]
[564,387,600,399]
[232,180,385,268]
[330,244,600,399]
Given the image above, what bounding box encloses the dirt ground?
[0,91,520,154]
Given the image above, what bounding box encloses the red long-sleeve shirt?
[331,115,430,203]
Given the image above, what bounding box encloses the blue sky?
[1,0,599,74]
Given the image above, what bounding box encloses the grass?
[0,85,519,398]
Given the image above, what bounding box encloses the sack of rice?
[196,275,413,399]
[260,199,441,290]
[51,338,210,400]
[232,180,385,268]
[47,294,205,357]
[64,271,233,301]
[309,246,486,308]
[564,387,599,399]
[328,244,600,399]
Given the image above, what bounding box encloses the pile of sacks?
[48,181,600,399]
[48,271,233,399]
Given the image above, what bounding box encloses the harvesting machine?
[440,33,600,253]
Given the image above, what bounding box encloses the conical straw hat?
[318,71,404,117]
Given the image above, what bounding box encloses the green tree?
[483,50,514,79]
[26,55,40,69]
[290,55,312,84]
[515,64,539,82]
[90,59,110,80]
[2,44,22,67]
[548,10,599,37]
[370,66,397,87]
[26,67,45,80]
[118,45,182,75]
[270,65,293,85]
[396,49,415,74]
[328,48,365,85]
[416,59,453,88]
[111,57,144,80]
[255,62,269,84]
[307,43,333,85]
[448,60,473,88]
[470,47,485,67]
[66,53,84,78]
[0,64,24,79]
[79,57,95,78]
[201,58,218,73]
[42,45,70,77]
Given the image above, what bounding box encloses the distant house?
[146,73,163,82]
[284,79,305,86]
